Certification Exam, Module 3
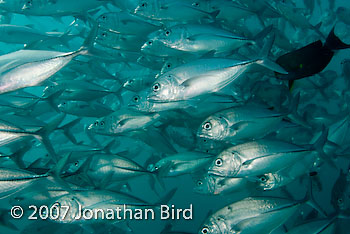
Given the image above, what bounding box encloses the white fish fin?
[230,121,252,131]
[187,33,248,41]
[255,33,288,74]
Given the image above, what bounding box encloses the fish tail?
[325,26,350,50]
[33,114,66,162]
[76,24,98,55]
[252,25,274,48]
[311,126,338,169]
[255,33,288,74]
[304,176,328,217]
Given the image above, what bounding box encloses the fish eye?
[141,2,147,7]
[128,79,134,84]
[100,121,105,126]
[148,40,153,45]
[215,158,223,167]
[133,95,140,102]
[165,30,171,36]
[197,180,203,186]
[260,176,267,182]
[102,15,107,20]
[154,166,158,170]
[192,2,200,7]
[74,161,79,167]
[201,227,209,234]
[167,63,171,68]
[203,122,212,130]
[338,198,344,204]
[94,121,99,126]
[101,32,107,37]
[153,83,161,92]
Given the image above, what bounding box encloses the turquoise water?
[0,0,349,234]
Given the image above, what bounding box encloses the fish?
[285,217,337,234]
[256,152,318,191]
[0,153,68,198]
[0,24,74,46]
[134,0,220,22]
[193,173,252,195]
[97,11,161,36]
[208,139,314,178]
[0,47,89,94]
[58,100,114,117]
[331,164,350,213]
[197,105,283,143]
[148,151,215,177]
[87,109,162,135]
[275,27,350,81]
[0,0,105,16]
[142,23,255,57]
[198,193,321,234]
[147,35,287,103]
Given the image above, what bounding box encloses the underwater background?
[0,0,349,234]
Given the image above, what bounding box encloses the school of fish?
[0,0,349,233]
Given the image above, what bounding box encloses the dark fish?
[275,27,350,81]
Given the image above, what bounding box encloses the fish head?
[208,149,241,177]
[123,78,140,91]
[57,101,69,112]
[193,174,216,195]
[141,37,173,56]
[134,1,154,18]
[20,0,35,10]
[256,173,279,191]
[198,116,229,140]
[199,216,229,234]
[95,28,111,44]
[87,116,113,135]
[50,194,81,223]
[97,13,113,28]
[147,75,181,102]
[148,158,171,176]
[43,82,60,98]
[128,93,151,112]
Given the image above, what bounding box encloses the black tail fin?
[325,27,350,50]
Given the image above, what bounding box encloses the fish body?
[142,24,253,56]
[0,48,87,94]
[197,105,283,142]
[148,151,214,177]
[208,139,311,177]
[88,109,161,135]
[199,196,302,234]
[0,0,102,16]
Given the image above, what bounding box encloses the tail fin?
[255,34,288,74]
[253,25,274,48]
[304,177,328,217]
[325,26,350,50]
[311,126,337,169]
[76,24,98,55]
[33,114,66,162]
[57,118,80,144]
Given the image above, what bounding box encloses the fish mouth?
[208,170,225,177]
[147,95,163,103]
